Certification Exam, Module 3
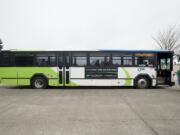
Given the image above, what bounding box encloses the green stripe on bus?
[0,67,79,86]
[122,68,132,86]
[0,67,58,86]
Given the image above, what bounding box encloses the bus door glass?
[159,58,171,71]
[58,55,63,86]
[64,55,70,86]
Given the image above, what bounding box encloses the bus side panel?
[49,79,59,86]
[118,67,157,86]
[70,67,132,86]
[17,79,30,86]
[0,67,18,86]
[0,67,59,86]
[0,67,58,86]
[70,67,84,86]
[17,67,59,86]
[0,79,18,86]
[70,79,127,86]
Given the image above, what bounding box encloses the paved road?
[0,86,180,135]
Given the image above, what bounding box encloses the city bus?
[0,50,175,89]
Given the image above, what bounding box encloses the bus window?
[167,58,170,70]
[105,56,111,65]
[90,57,105,66]
[49,56,56,66]
[15,56,34,66]
[123,56,132,66]
[135,57,154,67]
[112,56,121,66]
[58,56,63,66]
[160,59,166,70]
[36,56,48,66]
[65,55,70,67]
[160,58,170,70]
[134,53,155,67]
[72,56,87,66]
[0,52,10,66]
[72,53,87,66]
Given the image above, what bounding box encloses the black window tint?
[123,57,132,66]
[15,54,34,66]
[0,52,10,66]
[65,55,70,66]
[112,56,121,66]
[49,56,56,66]
[58,56,63,66]
[90,57,105,66]
[36,56,48,66]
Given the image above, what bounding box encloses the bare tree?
[153,25,180,55]
[0,39,3,51]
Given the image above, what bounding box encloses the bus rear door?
[58,54,71,86]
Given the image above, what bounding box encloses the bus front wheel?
[31,76,47,89]
[135,77,150,89]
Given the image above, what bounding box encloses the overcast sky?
[0,0,180,50]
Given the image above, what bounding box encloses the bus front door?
[157,53,173,85]
[58,55,71,86]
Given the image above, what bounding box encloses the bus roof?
[99,49,173,53]
[1,49,173,53]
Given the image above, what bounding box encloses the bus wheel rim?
[35,79,44,88]
[138,79,147,88]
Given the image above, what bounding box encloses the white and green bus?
[0,50,175,89]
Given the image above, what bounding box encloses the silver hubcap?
[34,79,44,89]
[137,79,147,88]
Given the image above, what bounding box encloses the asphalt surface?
[0,86,180,135]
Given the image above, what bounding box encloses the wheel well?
[30,74,48,85]
[134,74,152,87]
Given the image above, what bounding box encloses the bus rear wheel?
[31,76,47,89]
[135,77,150,89]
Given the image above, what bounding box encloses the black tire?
[31,76,47,89]
[134,76,150,89]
